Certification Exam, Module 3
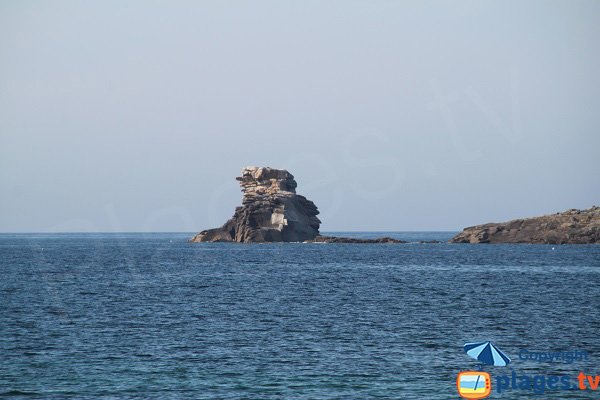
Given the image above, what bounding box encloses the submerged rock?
[450,206,600,244]
[307,235,407,244]
[190,167,321,243]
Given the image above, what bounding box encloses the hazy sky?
[1,0,599,232]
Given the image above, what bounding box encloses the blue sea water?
[1,232,599,399]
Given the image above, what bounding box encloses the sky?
[1,0,599,232]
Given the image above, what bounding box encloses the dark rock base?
[307,235,407,244]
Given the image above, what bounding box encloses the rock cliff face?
[190,167,321,243]
[450,206,600,244]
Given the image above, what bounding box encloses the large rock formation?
[191,167,321,243]
[450,206,600,244]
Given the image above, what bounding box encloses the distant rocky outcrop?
[450,206,600,244]
[191,167,413,244]
[190,167,321,243]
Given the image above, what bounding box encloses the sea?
[1,232,599,399]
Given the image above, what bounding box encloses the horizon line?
[0,230,460,234]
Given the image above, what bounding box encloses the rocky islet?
[450,206,600,244]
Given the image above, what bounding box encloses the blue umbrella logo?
[464,341,511,367]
